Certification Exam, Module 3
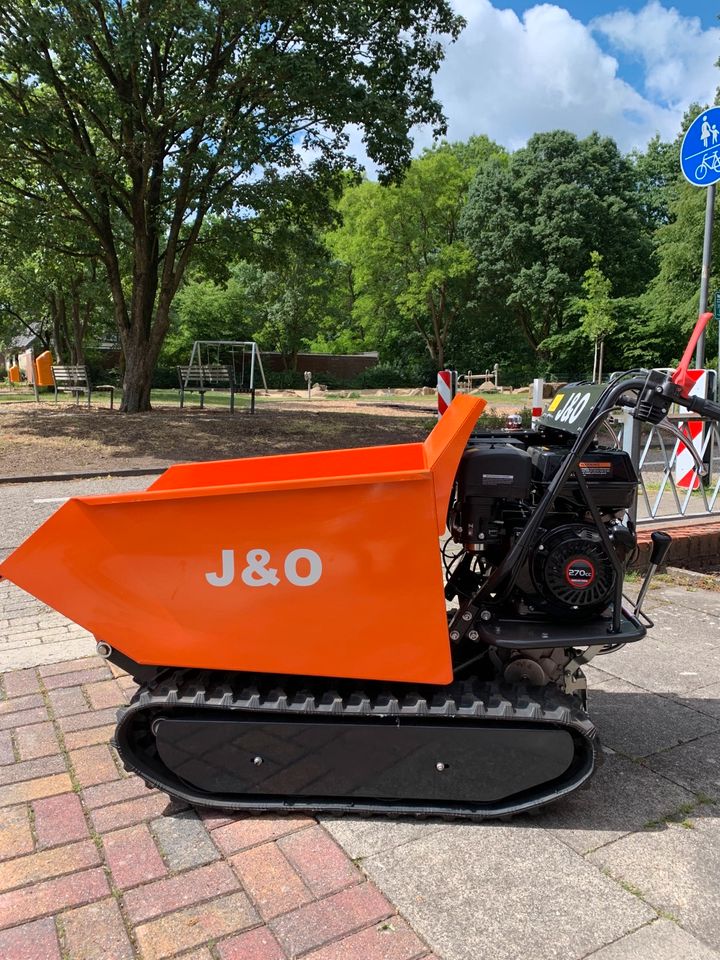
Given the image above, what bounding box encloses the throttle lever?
[634,531,672,619]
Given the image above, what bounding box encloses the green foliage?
[0,0,462,409]
[327,136,504,369]
[579,252,616,344]
[461,131,653,372]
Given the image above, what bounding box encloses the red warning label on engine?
[579,461,612,477]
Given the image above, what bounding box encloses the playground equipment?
[457,364,499,393]
[3,313,720,818]
[184,342,267,395]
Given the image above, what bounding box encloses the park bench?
[51,365,115,409]
[177,364,253,413]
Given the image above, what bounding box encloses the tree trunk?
[120,333,158,412]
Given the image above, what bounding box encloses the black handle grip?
[684,395,720,421]
[649,530,672,567]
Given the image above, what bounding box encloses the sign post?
[680,107,720,366]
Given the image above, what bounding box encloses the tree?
[577,252,616,382]
[460,131,653,371]
[0,187,109,364]
[329,136,502,370]
[0,1,463,411]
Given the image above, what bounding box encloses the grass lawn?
[0,385,525,410]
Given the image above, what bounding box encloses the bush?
[351,365,416,389]
[151,365,180,389]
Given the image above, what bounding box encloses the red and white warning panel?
[531,378,544,427]
[675,369,713,490]
[437,369,456,416]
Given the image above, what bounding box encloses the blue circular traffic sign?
[681,107,720,186]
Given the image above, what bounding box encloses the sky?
[351,0,720,168]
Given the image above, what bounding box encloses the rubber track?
[114,671,600,820]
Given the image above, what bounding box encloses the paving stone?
[278,825,362,897]
[594,634,720,697]
[46,687,89,719]
[231,842,312,920]
[303,918,429,960]
[589,815,720,946]
[0,805,33,862]
[645,732,720,799]
[133,891,258,960]
[69,744,120,787]
[0,839,100,893]
[360,825,654,960]
[270,882,393,957]
[61,897,134,960]
[0,916,61,960]
[57,707,119,734]
[123,861,240,925]
[81,776,151,810]
[14,721,58,760]
[657,586,720,623]
[0,866,109,929]
[588,918,720,959]
[150,808,219,870]
[0,694,44,716]
[39,658,98,678]
[588,677,720,758]
[320,817,446,860]
[213,815,311,855]
[33,793,89,848]
[217,926,286,960]
[676,682,720,720]
[43,667,110,690]
[0,772,72,807]
[0,730,13,765]
[3,638,94,671]
[2,669,40,698]
[0,707,48,731]
[0,754,66,787]
[91,792,177,832]
[64,723,116,750]
[83,680,127,710]
[103,824,167,889]
[535,753,696,854]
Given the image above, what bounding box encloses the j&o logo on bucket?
[205,548,323,588]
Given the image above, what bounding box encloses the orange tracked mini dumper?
[2,321,717,818]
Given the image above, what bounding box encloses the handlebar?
[682,394,720,421]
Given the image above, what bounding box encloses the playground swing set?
[177,340,268,414]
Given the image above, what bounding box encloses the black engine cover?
[532,525,615,614]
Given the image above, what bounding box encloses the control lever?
[634,531,672,618]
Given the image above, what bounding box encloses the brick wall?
[262,353,378,378]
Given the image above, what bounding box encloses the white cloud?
[592,1,719,107]
[410,0,720,156]
[333,2,720,176]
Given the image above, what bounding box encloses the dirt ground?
[0,399,435,477]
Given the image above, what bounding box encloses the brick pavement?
[0,656,436,960]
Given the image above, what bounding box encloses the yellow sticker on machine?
[547,393,564,412]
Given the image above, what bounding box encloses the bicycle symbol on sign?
[696,151,720,180]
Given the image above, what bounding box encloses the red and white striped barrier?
[676,369,709,489]
[437,369,456,416]
[531,378,544,427]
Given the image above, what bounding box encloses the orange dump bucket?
[0,395,485,684]
[8,364,20,384]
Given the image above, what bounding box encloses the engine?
[447,432,638,620]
